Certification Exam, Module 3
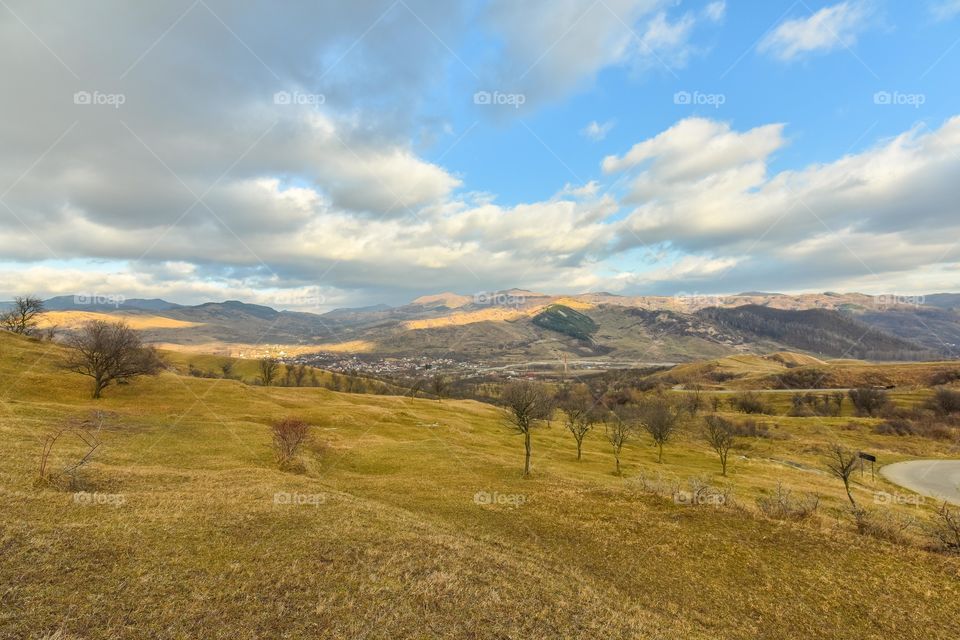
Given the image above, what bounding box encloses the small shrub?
[928,369,960,386]
[271,417,311,469]
[730,391,772,415]
[852,508,915,544]
[928,502,960,553]
[928,388,960,415]
[848,388,890,417]
[756,482,819,521]
[873,418,916,436]
[731,419,772,439]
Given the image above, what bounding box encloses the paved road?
[880,460,960,506]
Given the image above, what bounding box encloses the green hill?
[531,304,598,341]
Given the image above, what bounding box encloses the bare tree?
[639,397,681,463]
[709,395,722,412]
[1,295,45,335]
[292,364,308,387]
[824,443,859,508]
[258,357,280,386]
[606,405,638,475]
[560,389,599,461]
[63,320,163,398]
[501,381,550,477]
[848,388,889,417]
[703,414,736,476]
[683,382,704,415]
[431,374,449,402]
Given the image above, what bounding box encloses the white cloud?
[480,0,723,110]
[581,120,616,141]
[932,0,960,20]
[759,1,872,61]
[703,1,726,22]
[604,115,960,293]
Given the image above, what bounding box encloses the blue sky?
[437,0,960,204]
[1,0,959,308]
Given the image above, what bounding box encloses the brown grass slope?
[0,332,958,639]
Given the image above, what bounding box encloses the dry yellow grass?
[403,306,538,330]
[1,331,959,639]
[37,310,204,330]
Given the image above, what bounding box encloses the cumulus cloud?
[759,1,872,61]
[604,115,960,293]
[1,1,959,307]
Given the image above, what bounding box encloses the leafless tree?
[258,357,280,386]
[431,374,449,402]
[1,295,45,335]
[292,364,308,386]
[683,382,704,415]
[824,443,859,508]
[560,389,599,461]
[703,414,736,476]
[639,397,681,463]
[606,405,638,475]
[502,380,551,477]
[848,388,889,417]
[62,320,163,398]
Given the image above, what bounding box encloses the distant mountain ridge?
[23,290,960,362]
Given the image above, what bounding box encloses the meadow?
[1,331,959,639]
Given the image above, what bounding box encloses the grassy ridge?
[1,332,959,639]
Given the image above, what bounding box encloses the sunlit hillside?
[2,331,958,639]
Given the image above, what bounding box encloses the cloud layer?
[0,1,958,308]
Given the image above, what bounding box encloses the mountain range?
[15,290,960,363]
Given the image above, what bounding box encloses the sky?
[1,0,959,311]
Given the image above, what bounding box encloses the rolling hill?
[29,290,960,364]
[2,330,959,638]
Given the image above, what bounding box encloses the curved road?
[881,460,960,506]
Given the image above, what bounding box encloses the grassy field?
[1,331,959,639]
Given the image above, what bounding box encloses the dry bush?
[928,502,960,553]
[730,391,773,415]
[731,419,775,439]
[852,508,916,545]
[928,388,960,415]
[271,417,311,469]
[37,413,105,490]
[756,482,820,521]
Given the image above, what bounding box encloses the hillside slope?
[1,331,959,638]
